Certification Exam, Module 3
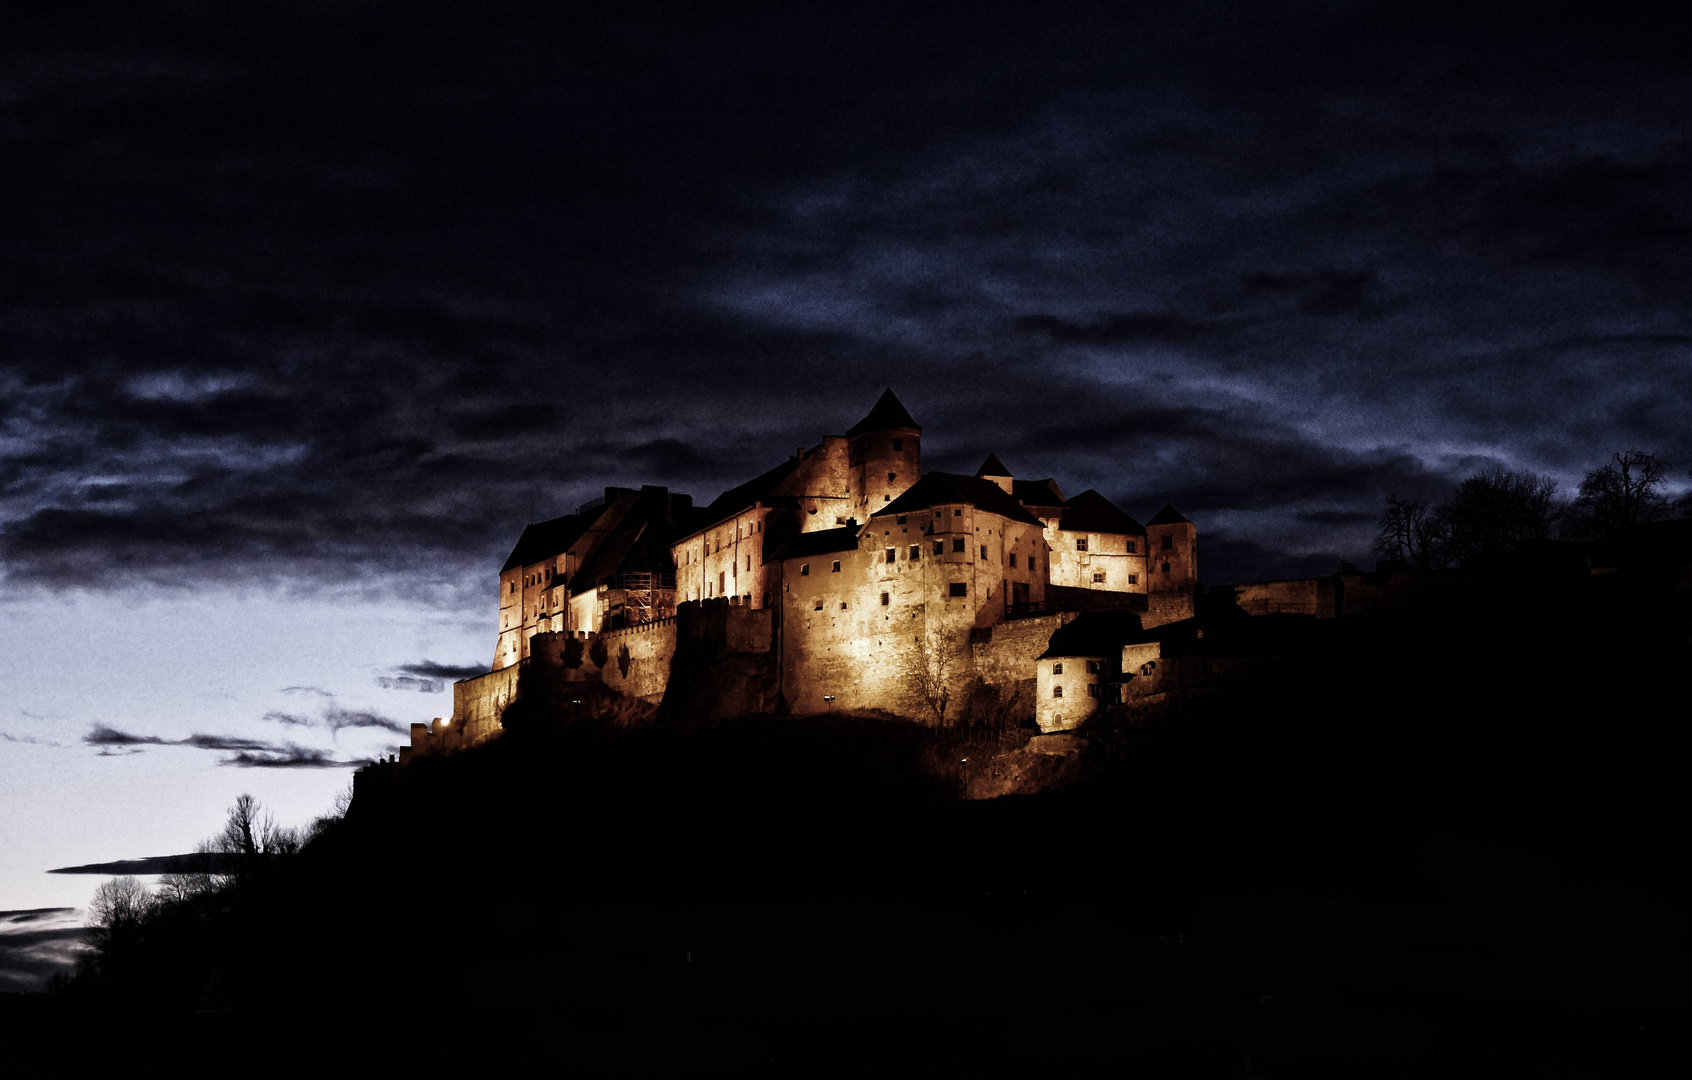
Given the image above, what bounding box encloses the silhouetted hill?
[12,570,1692,1077]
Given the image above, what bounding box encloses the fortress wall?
[598,617,678,703]
[451,664,523,745]
[970,614,1069,688]
[1144,590,1195,628]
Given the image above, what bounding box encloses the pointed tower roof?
[1146,503,1191,526]
[845,389,921,436]
[974,453,1012,479]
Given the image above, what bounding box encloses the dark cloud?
[323,707,408,736]
[398,661,488,681]
[280,685,333,697]
[2,2,1689,592]
[222,746,368,769]
[83,722,386,766]
[262,711,313,727]
[376,676,445,693]
[0,908,87,993]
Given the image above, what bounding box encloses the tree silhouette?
[1374,496,1448,569]
[1571,450,1671,538]
[1439,469,1560,564]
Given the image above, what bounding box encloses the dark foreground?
[7,572,1691,1078]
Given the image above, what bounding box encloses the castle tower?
[974,453,1013,494]
[846,389,921,522]
[1144,503,1197,626]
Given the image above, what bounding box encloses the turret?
[845,389,921,522]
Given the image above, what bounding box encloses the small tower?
[1145,504,1197,625]
[974,453,1013,494]
[846,389,922,521]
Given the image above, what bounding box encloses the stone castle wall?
[598,617,679,702]
[451,664,523,747]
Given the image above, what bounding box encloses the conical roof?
[1146,503,1191,526]
[845,389,920,436]
[974,453,1012,478]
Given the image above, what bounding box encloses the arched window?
[1052,685,1064,698]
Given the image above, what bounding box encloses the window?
[1162,562,1171,574]
[948,582,967,597]
[892,438,903,451]
[1086,660,1100,674]
[1076,538,1088,551]
[832,560,841,573]
[888,472,896,482]
[884,494,890,502]
[814,598,823,610]
[1162,534,1173,550]
[896,515,907,524]
[885,548,895,563]
[840,601,848,610]
[933,540,943,555]
[1093,572,1106,583]
[1128,573,1138,584]
[1009,553,1017,568]
[1088,684,1098,698]
[952,538,966,553]
[910,545,920,560]
[746,555,751,571]
[954,508,962,516]
[1126,541,1136,553]
[719,571,726,593]
[808,506,818,515]
[800,564,809,576]
[1053,663,1063,675]
[1052,685,1064,698]
[880,592,890,606]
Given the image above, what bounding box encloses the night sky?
[3,2,1691,931]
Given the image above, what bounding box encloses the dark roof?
[501,512,595,572]
[1060,490,1145,535]
[975,453,1011,478]
[845,389,920,436]
[1146,504,1191,526]
[1013,478,1066,509]
[567,488,685,592]
[766,525,861,564]
[875,472,1046,527]
[695,454,805,529]
[1036,610,1149,660]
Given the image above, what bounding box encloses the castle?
[408,391,1198,758]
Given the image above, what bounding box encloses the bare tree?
[1439,468,1561,564]
[1374,496,1448,569]
[87,876,153,941]
[1571,450,1671,538]
[214,793,301,873]
[906,626,960,726]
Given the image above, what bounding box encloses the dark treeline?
[8,564,1692,1077]
[1377,450,1687,570]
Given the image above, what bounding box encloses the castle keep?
[412,391,1198,757]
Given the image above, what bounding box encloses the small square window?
[952,538,966,553]
[800,564,809,576]
[954,508,962,516]
[1076,538,1088,552]
[1092,572,1106,583]
[832,560,841,573]
[887,472,896,482]
[814,598,823,610]
[1162,534,1173,550]
[1128,573,1138,584]
[884,494,890,502]
[1053,662,1063,675]
[839,601,847,609]
[880,592,890,606]
[885,548,895,563]
[948,582,967,597]
[1052,685,1063,698]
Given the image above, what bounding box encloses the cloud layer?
[3,2,1689,590]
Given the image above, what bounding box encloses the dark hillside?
[13,572,1692,1077]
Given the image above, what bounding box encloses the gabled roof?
[501,512,596,572]
[845,389,920,436]
[975,453,1011,478]
[1036,610,1149,660]
[692,454,806,532]
[766,524,861,564]
[567,488,685,592]
[1146,503,1191,526]
[874,472,1046,527]
[1060,490,1146,535]
[1013,478,1066,509]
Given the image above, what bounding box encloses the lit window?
[800,564,809,576]
[948,582,967,597]
[952,538,966,553]
[1052,685,1063,698]
[1076,538,1088,552]
[1053,663,1063,675]
[832,560,841,573]
[885,548,895,563]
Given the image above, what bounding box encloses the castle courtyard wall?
[451,664,523,746]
